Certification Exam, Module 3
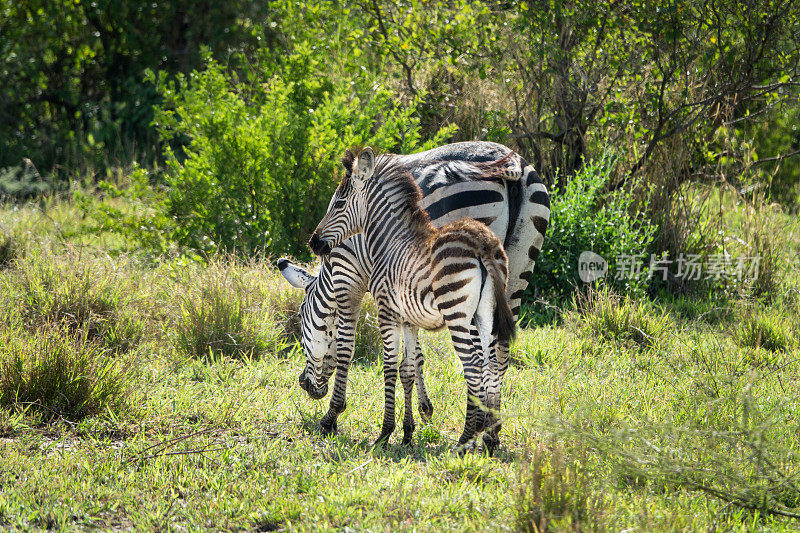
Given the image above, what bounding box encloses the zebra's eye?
[334,198,346,209]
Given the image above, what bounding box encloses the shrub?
[572,286,670,350]
[9,250,141,352]
[0,323,129,422]
[173,257,289,360]
[529,152,657,310]
[0,162,51,201]
[144,48,455,260]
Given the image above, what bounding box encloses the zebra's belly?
[391,283,445,331]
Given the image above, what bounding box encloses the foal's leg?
[375,311,401,447]
[319,307,359,436]
[400,325,419,445]
[475,283,502,456]
[412,336,434,423]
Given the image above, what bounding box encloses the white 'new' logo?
[578,251,607,282]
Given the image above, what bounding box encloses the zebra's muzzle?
[298,371,329,400]
[308,233,332,256]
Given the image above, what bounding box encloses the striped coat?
[279,142,549,448]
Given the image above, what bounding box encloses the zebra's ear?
[277,258,315,291]
[352,147,376,189]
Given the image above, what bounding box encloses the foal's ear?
[277,258,315,291]
[352,147,376,189]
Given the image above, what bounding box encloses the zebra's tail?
[481,244,516,344]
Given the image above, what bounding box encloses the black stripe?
[531,215,548,236]
[529,190,550,208]
[426,189,504,221]
[433,278,471,295]
[526,167,543,186]
[437,295,469,310]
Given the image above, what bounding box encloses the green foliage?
[531,152,657,308]
[149,50,455,258]
[572,286,670,350]
[0,323,129,422]
[735,309,797,353]
[7,250,141,352]
[0,0,269,174]
[74,163,173,254]
[0,163,51,200]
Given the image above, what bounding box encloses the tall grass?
[0,231,20,269]
[516,444,608,532]
[0,323,130,422]
[172,256,296,360]
[6,249,142,352]
[734,307,797,353]
[571,286,670,350]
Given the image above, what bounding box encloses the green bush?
[9,250,141,352]
[572,286,670,350]
[173,257,291,360]
[529,152,657,309]
[0,323,129,422]
[146,48,455,260]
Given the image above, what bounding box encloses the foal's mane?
[340,147,432,236]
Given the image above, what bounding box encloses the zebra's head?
[277,258,337,400]
[309,147,376,256]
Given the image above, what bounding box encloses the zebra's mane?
[341,147,432,236]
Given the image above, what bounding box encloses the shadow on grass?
[300,415,516,464]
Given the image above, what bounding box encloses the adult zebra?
[278,141,550,447]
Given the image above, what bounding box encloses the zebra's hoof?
[452,441,476,456]
[319,420,338,437]
[373,428,394,448]
[419,401,434,423]
[482,433,498,457]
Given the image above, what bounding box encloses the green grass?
[1,200,800,531]
[0,322,130,424]
[2,248,143,352]
[735,307,798,353]
[571,286,671,350]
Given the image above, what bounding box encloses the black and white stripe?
[278,141,550,449]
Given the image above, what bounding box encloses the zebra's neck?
[309,258,337,316]
[362,178,432,260]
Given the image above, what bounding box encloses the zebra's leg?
[400,324,419,445]
[472,321,489,434]
[474,290,502,456]
[413,337,434,423]
[445,317,486,453]
[319,308,359,437]
[482,337,510,455]
[375,313,401,447]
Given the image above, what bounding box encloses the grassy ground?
[2,199,800,531]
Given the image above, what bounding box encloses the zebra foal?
[309,146,515,454]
